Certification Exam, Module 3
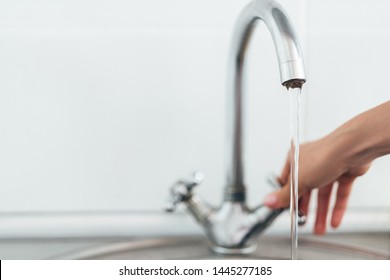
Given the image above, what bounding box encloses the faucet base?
[210,242,256,255]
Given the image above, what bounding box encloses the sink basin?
[57,232,390,260]
[1,212,388,260]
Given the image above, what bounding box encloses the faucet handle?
[164,171,204,212]
[266,173,282,189]
[266,173,307,226]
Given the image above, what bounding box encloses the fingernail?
[263,193,278,207]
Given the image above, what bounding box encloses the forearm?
[330,101,390,166]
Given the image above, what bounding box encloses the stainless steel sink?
[1,212,389,260]
[55,232,390,260]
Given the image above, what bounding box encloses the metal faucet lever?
[165,172,204,212]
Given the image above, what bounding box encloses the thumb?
[263,184,290,208]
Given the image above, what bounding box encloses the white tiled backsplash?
[0,0,389,214]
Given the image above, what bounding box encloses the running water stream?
[289,87,302,260]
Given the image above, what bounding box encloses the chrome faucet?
[165,0,306,254]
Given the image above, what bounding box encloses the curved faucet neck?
[225,0,306,201]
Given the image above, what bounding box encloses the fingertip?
[314,224,326,235]
[331,214,342,228]
[263,193,278,208]
[264,184,291,208]
[331,222,340,229]
[314,213,328,235]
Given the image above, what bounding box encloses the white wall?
[305,0,390,209]
[0,0,389,215]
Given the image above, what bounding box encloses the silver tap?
[165,0,306,254]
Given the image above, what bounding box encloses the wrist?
[328,120,380,171]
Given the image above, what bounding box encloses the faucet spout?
[225,0,306,201]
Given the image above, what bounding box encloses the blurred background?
[0,0,389,239]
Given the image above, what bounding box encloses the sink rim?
[52,233,390,260]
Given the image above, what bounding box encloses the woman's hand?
[264,101,390,234]
[264,137,371,234]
